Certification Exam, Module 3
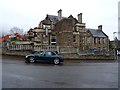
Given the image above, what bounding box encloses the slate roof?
[46,15,59,24]
[87,29,108,38]
[43,14,67,24]
[42,14,79,26]
[47,15,58,22]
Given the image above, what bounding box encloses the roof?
[42,19,51,25]
[87,29,108,38]
[43,14,67,24]
[68,15,78,25]
[47,15,58,22]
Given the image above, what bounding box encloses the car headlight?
[26,56,28,58]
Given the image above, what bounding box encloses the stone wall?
[60,53,115,60]
[1,47,115,60]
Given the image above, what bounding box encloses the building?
[26,9,109,51]
[86,25,109,51]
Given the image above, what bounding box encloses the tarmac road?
[2,55,119,88]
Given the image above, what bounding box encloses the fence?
[6,44,115,56]
[33,45,59,52]
[7,44,58,51]
[7,44,33,50]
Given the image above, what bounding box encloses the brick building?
[26,9,109,51]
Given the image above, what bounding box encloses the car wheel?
[53,58,60,65]
[29,57,35,63]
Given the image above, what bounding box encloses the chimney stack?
[58,9,62,21]
[98,25,102,30]
[78,13,82,23]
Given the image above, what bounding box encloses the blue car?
[25,51,64,65]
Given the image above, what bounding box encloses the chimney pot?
[78,13,82,23]
[58,9,62,21]
[98,25,102,30]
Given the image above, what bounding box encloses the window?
[43,25,50,29]
[76,26,79,31]
[87,37,90,44]
[33,32,37,37]
[51,52,56,55]
[51,35,56,45]
[94,37,97,44]
[45,51,56,56]
[80,36,83,44]
[98,38,101,44]
[73,35,76,43]
[46,51,52,56]
[103,38,105,44]
[45,27,48,36]
[43,25,46,29]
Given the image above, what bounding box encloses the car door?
[42,51,53,62]
[36,52,45,62]
[33,52,40,61]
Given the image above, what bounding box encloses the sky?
[0,0,119,40]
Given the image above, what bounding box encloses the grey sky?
[0,0,119,40]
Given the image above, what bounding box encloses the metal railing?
[33,45,58,52]
[7,44,58,51]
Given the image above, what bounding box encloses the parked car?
[25,51,64,65]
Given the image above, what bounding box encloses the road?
[2,55,119,88]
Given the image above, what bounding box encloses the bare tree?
[10,27,23,35]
